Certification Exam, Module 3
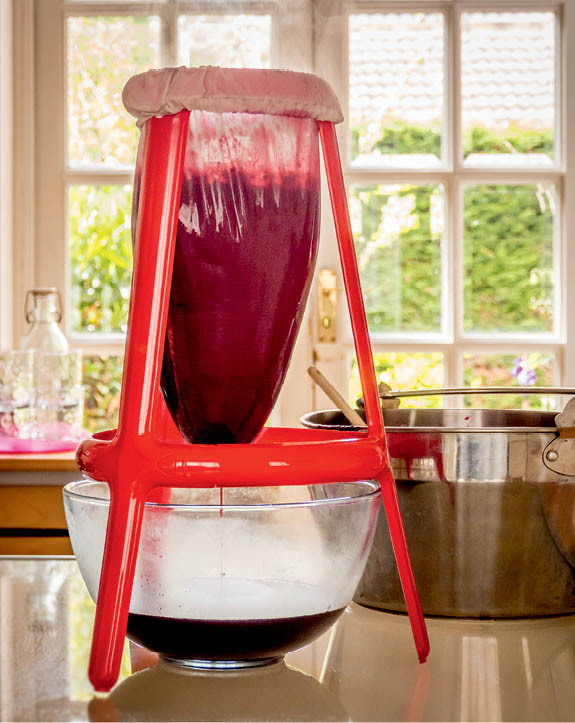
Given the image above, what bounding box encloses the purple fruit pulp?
[160,163,320,444]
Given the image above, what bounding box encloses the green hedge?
[352,123,555,334]
[352,120,553,158]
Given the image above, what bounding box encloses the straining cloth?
[123,66,343,126]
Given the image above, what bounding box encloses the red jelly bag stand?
[75,67,429,691]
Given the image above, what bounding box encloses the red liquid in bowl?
[126,608,343,662]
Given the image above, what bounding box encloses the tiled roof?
[349,12,555,137]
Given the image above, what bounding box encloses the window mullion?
[161,0,178,67]
[173,0,277,12]
[448,0,461,398]
[452,5,463,173]
[36,0,66,315]
[444,176,458,399]
[554,5,563,168]
[346,170,450,185]
[562,0,575,386]
[12,0,35,348]
[453,175,463,345]
[444,5,454,171]
[273,0,314,72]
[69,340,126,353]
[63,4,166,17]
[65,170,134,185]
[371,339,562,352]
[553,175,564,347]
[0,0,13,349]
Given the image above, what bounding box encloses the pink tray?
[0,437,82,454]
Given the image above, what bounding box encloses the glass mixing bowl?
[63,479,380,670]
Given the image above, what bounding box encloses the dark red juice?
[126,608,343,662]
[147,111,321,445]
[160,169,319,444]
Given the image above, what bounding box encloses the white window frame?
[9,0,575,426]
[32,0,278,344]
[312,0,575,410]
[0,0,13,350]
[16,0,317,426]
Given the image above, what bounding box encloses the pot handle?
[542,396,575,476]
[364,386,575,477]
[376,386,575,399]
[357,386,575,410]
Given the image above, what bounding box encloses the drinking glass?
[0,350,34,436]
[32,350,84,440]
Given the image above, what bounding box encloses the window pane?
[349,13,444,168]
[350,353,444,409]
[461,12,555,167]
[463,184,555,334]
[351,184,443,334]
[68,185,133,335]
[178,15,271,68]
[463,352,556,410]
[83,354,124,433]
[67,16,161,167]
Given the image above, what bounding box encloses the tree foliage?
[464,125,554,157]
[69,185,133,336]
[373,121,441,157]
[67,16,160,166]
[463,184,554,332]
[82,354,123,433]
[352,120,554,160]
[463,353,554,411]
[354,184,442,332]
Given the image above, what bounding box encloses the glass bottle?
[18,290,83,442]
[19,288,69,352]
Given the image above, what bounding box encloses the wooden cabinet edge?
[0,453,77,471]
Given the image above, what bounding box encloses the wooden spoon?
[307,366,367,428]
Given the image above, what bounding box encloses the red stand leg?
[89,486,146,691]
[379,467,429,663]
[319,120,429,663]
[88,111,190,692]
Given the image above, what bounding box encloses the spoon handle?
[308,366,367,428]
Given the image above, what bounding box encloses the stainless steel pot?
[301,390,575,618]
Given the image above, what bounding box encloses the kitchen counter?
[2,556,575,722]
[0,451,77,485]
[0,452,76,472]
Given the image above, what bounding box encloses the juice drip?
[160,170,320,445]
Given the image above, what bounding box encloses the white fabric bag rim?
[123,66,344,126]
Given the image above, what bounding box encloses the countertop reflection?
[2,557,575,722]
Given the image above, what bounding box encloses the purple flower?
[511,357,537,386]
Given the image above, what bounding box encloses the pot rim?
[300,409,558,435]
